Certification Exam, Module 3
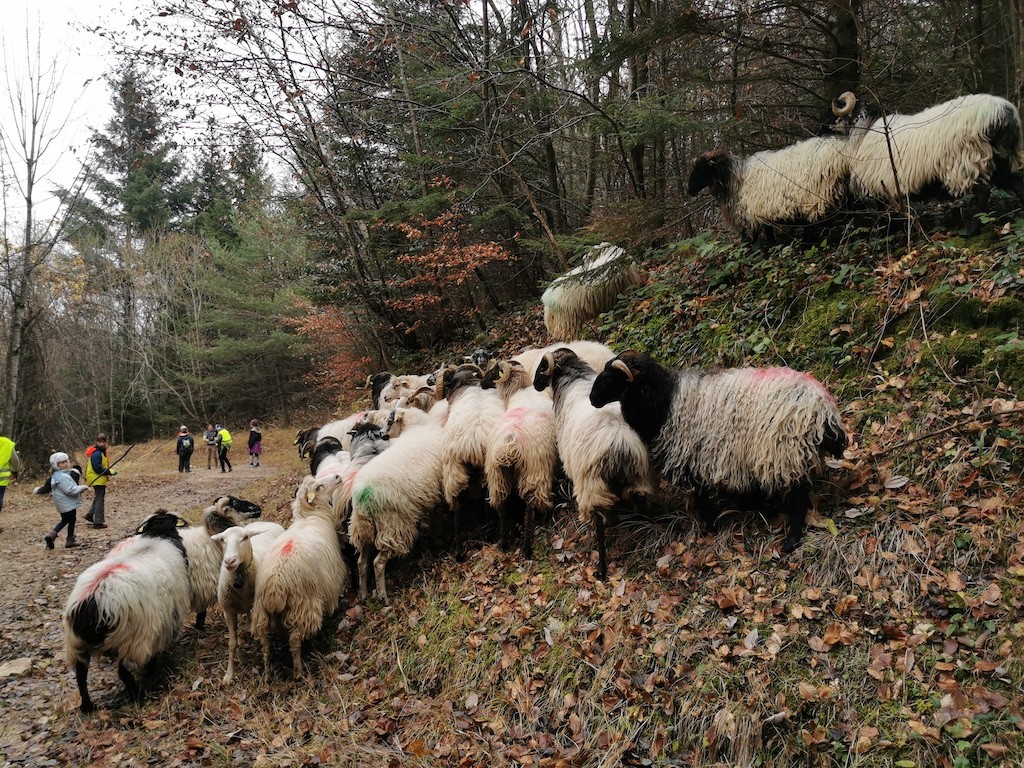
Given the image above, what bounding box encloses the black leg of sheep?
[74,660,95,713]
[594,510,608,581]
[117,661,144,702]
[781,483,812,554]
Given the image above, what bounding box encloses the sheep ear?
[611,359,634,382]
[175,516,188,528]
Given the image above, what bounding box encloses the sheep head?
[590,352,642,408]
[136,510,189,539]
[533,348,580,391]
[687,150,734,197]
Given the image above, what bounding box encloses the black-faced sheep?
[330,421,392,544]
[348,405,446,603]
[294,427,320,459]
[820,92,1024,218]
[533,348,653,580]
[62,510,191,713]
[251,475,350,679]
[210,522,286,684]
[512,340,616,385]
[687,137,850,241]
[541,243,647,341]
[589,350,848,553]
[480,359,558,558]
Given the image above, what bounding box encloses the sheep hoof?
[782,538,800,554]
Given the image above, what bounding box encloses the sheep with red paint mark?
[589,350,848,553]
[480,359,558,558]
[250,474,350,679]
[62,510,191,713]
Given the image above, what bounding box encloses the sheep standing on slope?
[210,522,286,683]
[533,348,653,580]
[63,511,191,713]
[480,359,558,558]
[687,136,850,241]
[589,350,848,553]
[819,92,1024,224]
[437,364,506,551]
[181,496,264,630]
[330,421,392,536]
[348,405,447,603]
[251,475,349,679]
[541,243,647,341]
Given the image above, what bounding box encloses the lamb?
[210,522,286,684]
[480,359,558,557]
[62,510,191,713]
[250,475,350,678]
[542,243,648,340]
[436,363,506,550]
[589,350,848,553]
[348,405,446,603]
[181,495,264,630]
[818,92,1024,225]
[533,348,653,580]
[687,136,850,241]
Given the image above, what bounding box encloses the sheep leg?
[74,659,95,713]
[194,609,207,632]
[594,509,608,581]
[694,487,719,533]
[374,549,392,605]
[289,628,304,680]
[522,502,536,560]
[357,542,373,600]
[781,484,811,554]
[261,635,272,678]
[117,661,143,702]
[223,609,238,684]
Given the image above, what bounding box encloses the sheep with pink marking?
[62,511,191,712]
[589,350,848,553]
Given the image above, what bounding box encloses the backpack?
[181,436,193,450]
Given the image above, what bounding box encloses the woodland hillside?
[0,225,1022,768]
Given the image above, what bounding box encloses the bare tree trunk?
[824,0,861,101]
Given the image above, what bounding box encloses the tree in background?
[0,31,88,449]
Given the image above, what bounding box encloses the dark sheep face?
[137,510,188,539]
[686,150,731,196]
[589,362,631,408]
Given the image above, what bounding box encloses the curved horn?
[610,359,634,383]
[832,91,856,117]
[538,351,555,375]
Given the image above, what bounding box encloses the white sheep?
[348,405,446,603]
[589,350,848,553]
[542,243,647,340]
[687,137,850,241]
[250,474,350,679]
[823,92,1024,220]
[329,421,392,541]
[181,496,265,630]
[210,522,286,684]
[533,348,653,580]
[480,359,558,558]
[436,363,507,550]
[62,511,191,712]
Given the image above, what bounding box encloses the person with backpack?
[203,423,218,470]
[247,419,262,467]
[176,425,195,473]
[84,433,115,528]
[43,452,88,549]
[215,424,233,473]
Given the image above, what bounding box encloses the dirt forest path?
[0,428,306,765]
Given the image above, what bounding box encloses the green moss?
[984,297,1024,328]
[984,343,1024,394]
[929,294,986,331]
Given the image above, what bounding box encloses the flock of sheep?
[60,338,848,713]
[688,92,1024,240]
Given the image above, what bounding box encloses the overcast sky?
[2,0,134,227]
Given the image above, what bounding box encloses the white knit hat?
[180,425,188,432]
[49,451,70,469]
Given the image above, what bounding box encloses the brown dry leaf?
[808,636,832,653]
[851,725,879,754]
[798,682,819,701]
